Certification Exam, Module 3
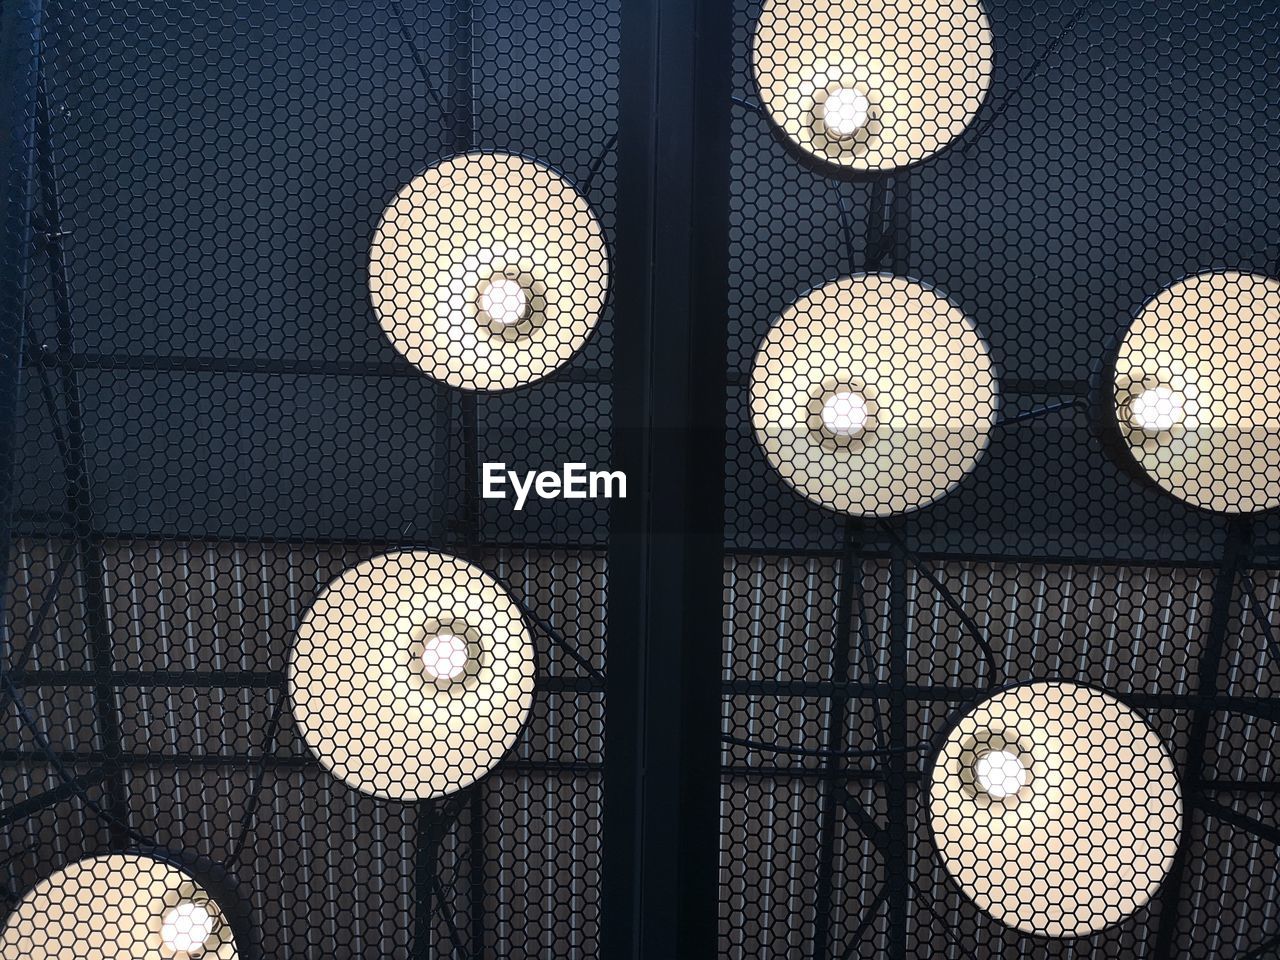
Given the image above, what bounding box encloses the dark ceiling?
[2,0,1279,958]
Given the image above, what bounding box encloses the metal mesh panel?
[4,0,1280,957]
[723,0,1280,956]
[1,0,615,956]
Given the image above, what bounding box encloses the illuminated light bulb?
[974,749,1027,799]
[1128,385,1186,433]
[478,275,530,327]
[160,901,216,957]
[422,632,470,683]
[821,390,870,438]
[820,86,871,139]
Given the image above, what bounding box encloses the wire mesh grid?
[722,0,1280,956]
[2,0,616,956]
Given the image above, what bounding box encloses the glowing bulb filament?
[160,902,216,957]
[422,632,470,683]
[821,390,871,438]
[974,749,1027,799]
[1129,386,1186,433]
[478,276,530,327]
[820,86,871,139]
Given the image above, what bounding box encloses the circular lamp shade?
[750,274,998,516]
[928,682,1182,938]
[1110,271,1280,513]
[0,855,238,959]
[289,550,536,801]
[752,0,993,173]
[369,153,610,391]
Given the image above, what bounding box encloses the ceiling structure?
[1,0,1278,959]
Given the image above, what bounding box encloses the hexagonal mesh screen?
[723,0,1280,955]
[3,0,1280,958]
[1,0,614,956]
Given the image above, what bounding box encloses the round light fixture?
[288,550,536,801]
[928,682,1182,937]
[749,273,998,517]
[369,152,610,391]
[0,855,238,959]
[752,0,993,173]
[1110,271,1280,513]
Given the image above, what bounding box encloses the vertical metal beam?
[884,547,910,960]
[0,0,44,618]
[602,0,732,956]
[809,521,858,959]
[35,68,131,846]
[412,2,480,957]
[864,170,913,960]
[1153,516,1252,957]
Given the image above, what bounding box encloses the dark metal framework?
[2,0,1280,958]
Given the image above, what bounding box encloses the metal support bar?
[0,765,108,829]
[1196,797,1280,848]
[884,545,910,960]
[0,0,44,674]
[27,33,132,850]
[810,520,858,960]
[601,0,732,955]
[1154,516,1252,956]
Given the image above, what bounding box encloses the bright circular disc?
[1112,271,1280,513]
[0,855,238,960]
[288,550,536,801]
[369,153,610,391]
[752,0,993,172]
[928,682,1182,938]
[749,274,998,516]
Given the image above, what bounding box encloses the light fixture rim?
[287,549,537,802]
[749,0,999,179]
[924,678,1185,940]
[369,149,614,394]
[749,270,1002,518]
[1095,268,1280,516]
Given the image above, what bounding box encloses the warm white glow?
[160,902,216,956]
[821,390,871,437]
[478,276,530,327]
[1128,385,1186,433]
[820,86,870,139]
[974,749,1027,799]
[422,632,470,683]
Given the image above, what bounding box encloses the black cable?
[387,0,448,113]
[954,0,1102,157]
[835,189,858,273]
[228,685,288,863]
[580,131,618,191]
[997,397,1083,427]
[509,593,605,686]
[876,521,999,686]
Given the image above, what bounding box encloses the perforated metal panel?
[4,0,1280,958]
[722,0,1280,956]
[1,1,615,957]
